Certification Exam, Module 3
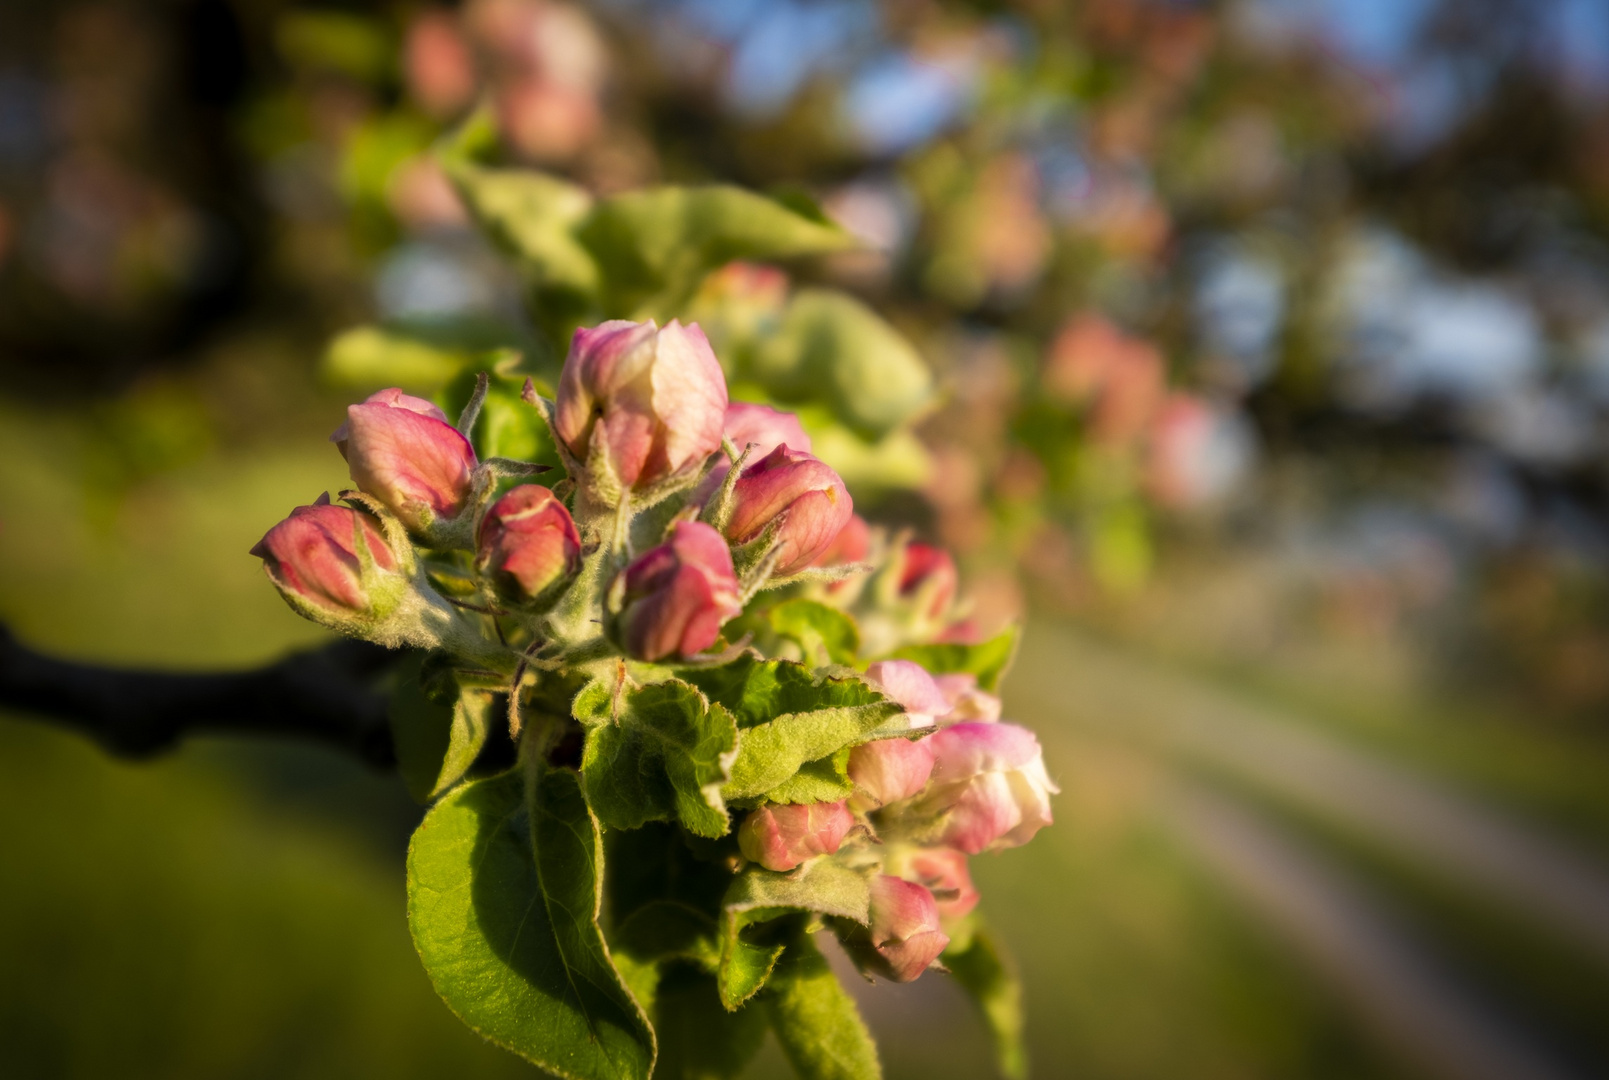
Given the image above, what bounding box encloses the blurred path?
[1169,784,1579,1080]
[1008,623,1609,1080]
[1011,625,1609,968]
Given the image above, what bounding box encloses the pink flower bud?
[920,722,1057,854]
[724,446,853,575]
[737,800,855,872]
[811,513,871,568]
[554,319,728,491]
[934,673,1002,724]
[251,495,401,619]
[865,876,950,982]
[887,846,979,924]
[475,485,581,605]
[725,401,812,457]
[697,402,814,502]
[331,388,478,535]
[863,660,949,728]
[899,542,958,619]
[617,521,743,661]
[848,737,935,810]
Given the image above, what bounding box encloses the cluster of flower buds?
[254,312,1053,1006]
[735,656,1055,982]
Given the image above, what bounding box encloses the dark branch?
[0,626,403,768]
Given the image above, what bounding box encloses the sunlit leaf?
[580,678,738,838]
[406,766,655,1080]
[763,930,881,1080]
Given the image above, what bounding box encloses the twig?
[0,625,402,767]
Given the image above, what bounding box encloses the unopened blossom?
[725,401,812,457]
[934,673,1002,724]
[847,737,935,810]
[737,800,855,872]
[554,319,727,492]
[811,513,871,568]
[863,875,949,982]
[724,446,853,575]
[918,722,1057,854]
[862,660,950,728]
[886,846,978,924]
[475,485,581,606]
[616,521,742,661]
[332,388,477,535]
[252,495,402,620]
[899,542,958,619]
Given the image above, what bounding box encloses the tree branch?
[0,626,403,768]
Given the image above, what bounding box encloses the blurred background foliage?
[4,0,1609,1077]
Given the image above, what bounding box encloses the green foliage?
[325,326,470,393]
[945,921,1028,1080]
[580,678,738,838]
[677,656,904,801]
[763,748,856,805]
[652,966,770,1080]
[763,932,882,1080]
[439,364,560,466]
[449,163,603,321]
[407,765,656,1080]
[891,625,1021,692]
[768,598,861,667]
[578,186,853,316]
[718,860,874,1008]
[750,289,933,439]
[388,654,496,803]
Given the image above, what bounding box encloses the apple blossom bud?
[554,319,727,491]
[934,673,1002,724]
[899,542,958,618]
[919,722,1057,854]
[887,846,979,924]
[616,521,743,661]
[724,446,853,575]
[725,401,812,457]
[862,660,949,729]
[848,737,935,810]
[332,388,478,536]
[811,513,871,568]
[698,402,816,501]
[864,876,950,982]
[476,485,581,606]
[251,495,403,621]
[737,800,855,872]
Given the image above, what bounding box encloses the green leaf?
[761,749,855,805]
[751,288,933,438]
[768,598,860,667]
[388,654,497,803]
[764,932,881,1080]
[406,766,655,1080]
[945,921,1027,1080]
[449,164,602,299]
[323,326,472,393]
[578,186,853,314]
[889,625,1021,692]
[679,657,903,802]
[652,965,770,1080]
[440,366,561,465]
[580,679,738,838]
[717,860,873,1009]
[611,900,720,972]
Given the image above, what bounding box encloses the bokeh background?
[4,0,1609,1077]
